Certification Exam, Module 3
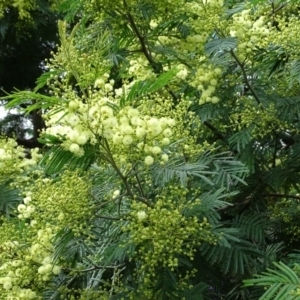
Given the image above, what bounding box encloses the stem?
[126,13,154,66]
[135,172,146,198]
[203,121,226,140]
[93,193,127,211]
[102,139,150,206]
[263,193,300,200]
[230,50,263,108]
[102,139,134,196]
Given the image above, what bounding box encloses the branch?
[126,13,154,66]
[203,121,226,141]
[101,139,150,206]
[230,50,263,108]
[263,193,300,200]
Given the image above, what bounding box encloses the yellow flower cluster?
[0,137,42,181]
[191,62,222,105]
[270,198,300,243]
[128,56,154,80]
[228,101,286,138]
[0,221,60,299]
[0,0,36,19]
[123,187,214,284]
[228,9,269,61]
[0,170,93,298]
[185,0,224,43]
[44,80,176,166]
[28,170,93,236]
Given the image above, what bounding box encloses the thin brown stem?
[263,193,300,200]
[135,172,146,198]
[230,50,263,109]
[126,13,154,66]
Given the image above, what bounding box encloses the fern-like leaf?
[151,157,215,187]
[125,68,178,104]
[0,181,21,216]
[40,145,96,175]
[244,262,300,300]
[205,37,238,56]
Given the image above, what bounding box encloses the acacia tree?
[1,0,300,299]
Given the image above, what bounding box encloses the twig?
[135,172,146,198]
[126,13,154,66]
[230,50,263,109]
[263,193,300,200]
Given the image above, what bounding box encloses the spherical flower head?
[130,116,140,125]
[161,137,170,145]
[144,155,154,166]
[52,265,61,275]
[150,20,158,28]
[151,124,163,136]
[104,117,118,128]
[3,280,12,290]
[68,100,79,111]
[128,108,139,117]
[163,128,173,137]
[158,117,168,128]
[100,106,114,117]
[24,289,37,299]
[137,119,145,127]
[161,154,169,162]
[137,142,144,150]
[69,143,82,156]
[104,83,113,92]
[151,146,162,154]
[177,68,188,80]
[113,133,123,144]
[210,79,217,86]
[113,190,120,197]
[137,211,147,220]
[120,116,129,124]
[167,119,176,127]
[136,127,147,138]
[147,117,159,128]
[26,205,35,214]
[121,124,134,135]
[94,78,104,87]
[76,134,89,145]
[123,135,133,145]
[30,220,37,226]
[211,96,220,104]
[38,265,46,275]
[17,204,26,213]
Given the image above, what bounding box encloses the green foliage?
[0,182,21,217]
[2,0,300,299]
[244,262,300,300]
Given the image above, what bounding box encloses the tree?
[1,0,300,299]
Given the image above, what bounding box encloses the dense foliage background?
[1,0,300,299]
